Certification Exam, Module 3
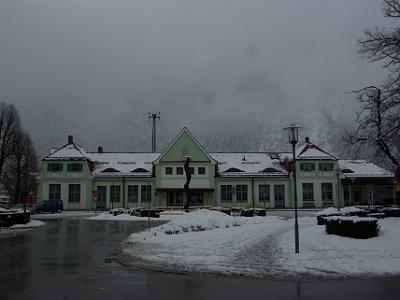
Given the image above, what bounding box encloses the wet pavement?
[1,216,400,299]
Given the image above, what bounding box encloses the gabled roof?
[296,140,336,160]
[155,127,217,164]
[46,141,90,161]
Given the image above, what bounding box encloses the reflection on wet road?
[1,217,400,300]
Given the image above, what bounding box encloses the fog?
[0,0,387,156]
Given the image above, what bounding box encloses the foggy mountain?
[0,0,387,160]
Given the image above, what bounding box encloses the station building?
[37,128,395,210]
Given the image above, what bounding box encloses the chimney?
[98,146,103,153]
[305,137,310,143]
[68,135,74,144]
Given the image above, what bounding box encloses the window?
[101,168,119,173]
[189,192,204,206]
[131,168,148,173]
[176,167,184,175]
[165,167,173,175]
[319,163,334,172]
[49,184,61,200]
[224,167,244,173]
[198,167,206,175]
[236,185,248,202]
[300,163,315,171]
[68,184,80,203]
[302,183,314,202]
[67,163,83,172]
[259,185,270,202]
[141,185,152,202]
[262,168,279,173]
[189,167,195,175]
[221,185,233,202]
[321,183,333,207]
[127,185,139,202]
[110,185,121,203]
[48,163,63,172]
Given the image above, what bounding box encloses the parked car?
[35,200,63,213]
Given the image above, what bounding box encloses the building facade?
[37,128,395,210]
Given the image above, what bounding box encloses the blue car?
[35,200,64,213]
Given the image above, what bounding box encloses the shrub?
[254,209,266,217]
[240,209,254,217]
[219,209,231,216]
[325,216,379,239]
[382,208,400,217]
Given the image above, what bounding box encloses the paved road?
[1,215,400,300]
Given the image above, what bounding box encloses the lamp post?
[336,168,341,212]
[284,125,301,254]
[147,180,151,232]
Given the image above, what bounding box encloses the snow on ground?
[0,220,46,237]
[121,209,400,278]
[276,217,400,277]
[8,220,46,229]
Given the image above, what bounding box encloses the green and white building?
[37,128,395,210]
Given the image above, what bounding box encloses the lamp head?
[284,125,302,144]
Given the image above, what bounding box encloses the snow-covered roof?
[339,160,393,178]
[88,152,160,177]
[46,143,90,160]
[210,153,288,177]
[296,141,336,160]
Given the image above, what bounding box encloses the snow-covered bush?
[158,209,240,235]
[325,216,379,239]
[316,206,366,225]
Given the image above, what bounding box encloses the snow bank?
[1,220,46,235]
[156,209,240,234]
[9,220,46,229]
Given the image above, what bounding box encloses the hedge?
[325,216,379,239]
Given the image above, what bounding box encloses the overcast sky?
[0,0,388,154]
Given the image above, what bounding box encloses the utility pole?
[148,113,160,153]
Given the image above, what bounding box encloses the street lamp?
[284,125,301,254]
[336,168,341,212]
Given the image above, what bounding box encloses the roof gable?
[156,128,216,164]
[296,140,336,160]
[46,141,89,161]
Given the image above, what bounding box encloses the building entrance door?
[97,186,107,209]
[167,191,183,207]
[274,185,285,208]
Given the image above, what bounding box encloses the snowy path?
[121,210,400,278]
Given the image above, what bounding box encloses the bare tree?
[353,0,400,166]
[0,103,21,178]
[348,86,399,165]
[3,130,38,205]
